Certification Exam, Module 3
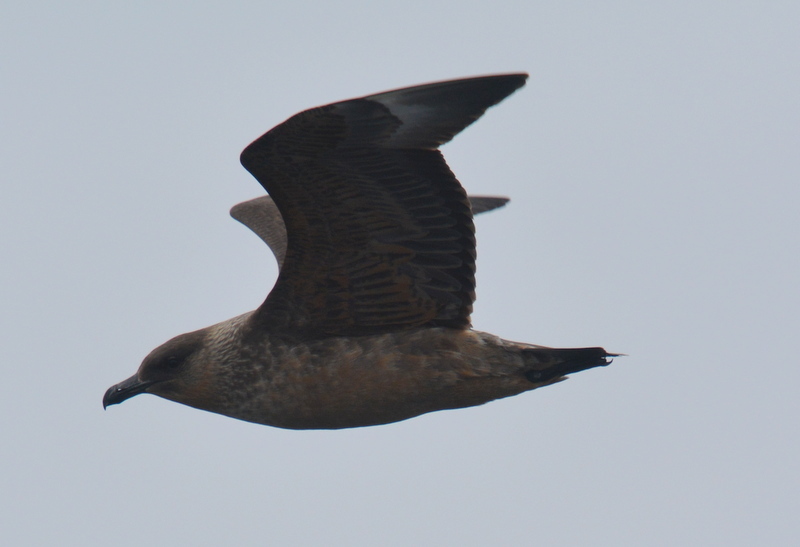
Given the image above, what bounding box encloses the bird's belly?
[223,329,530,429]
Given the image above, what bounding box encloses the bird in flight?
[104,74,615,429]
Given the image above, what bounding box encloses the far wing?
[230,194,510,269]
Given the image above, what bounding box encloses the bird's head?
[103,329,212,410]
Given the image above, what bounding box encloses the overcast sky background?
[3,2,799,545]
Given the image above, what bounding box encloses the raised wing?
[240,74,527,336]
[230,194,510,269]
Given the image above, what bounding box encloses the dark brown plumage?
[229,194,509,269]
[103,74,615,429]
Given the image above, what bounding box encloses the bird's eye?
[165,356,182,369]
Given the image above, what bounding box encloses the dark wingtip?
[469,196,510,215]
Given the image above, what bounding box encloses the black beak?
[103,374,154,409]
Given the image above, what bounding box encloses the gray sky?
[3,2,799,545]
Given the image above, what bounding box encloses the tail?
[522,347,618,384]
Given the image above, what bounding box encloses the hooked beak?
[103,374,154,409]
